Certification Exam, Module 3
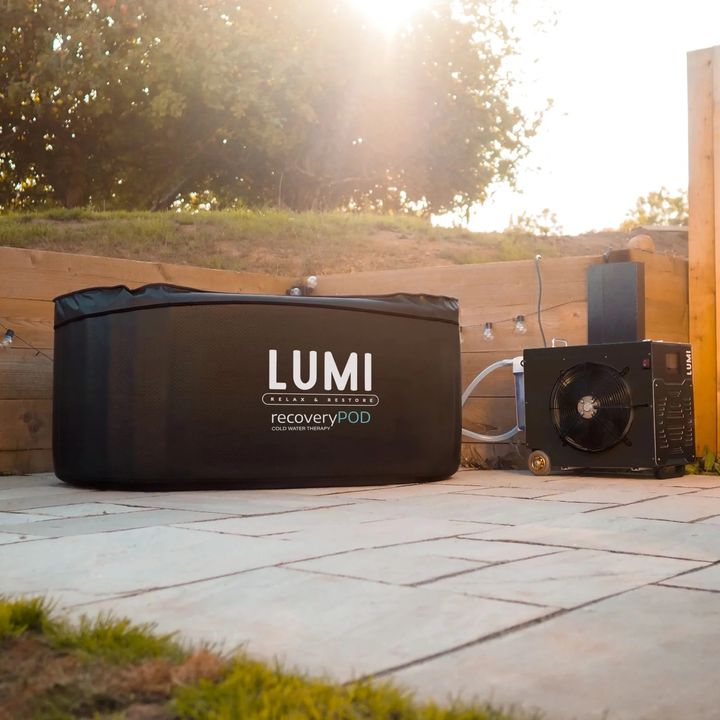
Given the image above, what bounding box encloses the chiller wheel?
[528,450,551,476]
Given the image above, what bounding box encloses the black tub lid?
[54,283,459,328]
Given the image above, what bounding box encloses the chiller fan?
[550,362,633,452]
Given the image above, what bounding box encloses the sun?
[349,0,433,36]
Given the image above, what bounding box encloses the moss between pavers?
[0,596,533,720]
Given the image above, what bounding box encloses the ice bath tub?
[53,285,461,487]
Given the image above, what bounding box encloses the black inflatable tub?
[53,285,461,488]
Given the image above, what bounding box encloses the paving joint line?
[581,495,672,513]
[653,582,720,595]
[466,537,711,563]
[409,550,567,587]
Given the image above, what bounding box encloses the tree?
[621,187,688,229]
[1,0,539,212]
[507,208,563,236]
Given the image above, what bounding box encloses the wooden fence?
[688,45,720,454]
[319,249,689,466]
[0,247,291,474]
[0,245,689,474]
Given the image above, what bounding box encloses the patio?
[1,468,719,719]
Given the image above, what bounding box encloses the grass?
[0,207,563,276]
[0,596,532,720]
[685,447,720,475]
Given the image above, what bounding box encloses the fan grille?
[550,362,633,452]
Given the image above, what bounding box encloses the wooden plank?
[608,250,688,304]
[461,351,519,397]
[0,350,53,400]
[645,303,689,343]
[0,449,53,474]
[462,396,518,439]
[461,301,587,352]
[715,45,720,453]
[318,255,603,302]
[0,298,55,349]
[688,47,717,453]
[0,246,291,301]
[0,399,52,451]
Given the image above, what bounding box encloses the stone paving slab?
[420,548,705,607]
[285,538,559,586]
[391,584,720,720]
[0,508,233,537]
[71,566,552,680]
[0,487,165,512]
[25,502,153,518]
[341,492,606,525]
[659,563,720,592]
[0,531,39,545]
[0,525,314,604]
[1,470,718,720]
[531,485,690,505]
[589,494,720,522]
[449,486,564,499]
[472,513,720,561]
[0,511,61,525]
[694,486,720,498]
[117,491,367,515]
[173,507,487,539]
[198,517,497,557]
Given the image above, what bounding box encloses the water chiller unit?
[522,341,695,477]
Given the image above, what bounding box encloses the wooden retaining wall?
[0,247,291,474]
[0,245,689,474]
[318,249,689,466]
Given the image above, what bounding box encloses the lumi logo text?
[268,349,372,392]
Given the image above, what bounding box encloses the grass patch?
[51,614,185,665]
[0,596,52,638]
[686,447,719,475]
[0,208,594,276]
[0,596,530,720]
[174,657,514,719]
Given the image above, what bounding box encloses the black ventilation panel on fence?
[52,285,462,489]
[587,261,645,343]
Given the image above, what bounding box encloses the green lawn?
[0,596,531,720]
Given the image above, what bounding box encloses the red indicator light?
[642,358,651,369]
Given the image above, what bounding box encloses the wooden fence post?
[688,46,719,454]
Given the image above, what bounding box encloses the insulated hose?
[461,357,524,443]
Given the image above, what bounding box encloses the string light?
[0,322,53,362]
[482,321,494,341]
[285,275,318,297]
[513,314,527,334]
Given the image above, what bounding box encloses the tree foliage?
[507,208,563,236]
[1,0,538,212]
[621,187,688,229]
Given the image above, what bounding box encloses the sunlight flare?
[349,0,433,35]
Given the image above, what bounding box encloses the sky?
[359,0,720,233]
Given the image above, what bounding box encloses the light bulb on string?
[482,322,494,342]
[287,287,302,296]
[306,275,318,290]
[513,314,527,334]
[1,329,14,348]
